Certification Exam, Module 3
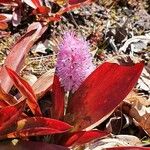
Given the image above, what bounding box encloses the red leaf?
[47,15,61,22]
[6,67,42,116]
[0,86,28,122]
[32,0,43,8]
[0,99,9,108]
[69,0,86,5]
[63,130,109,147]
[18,71,54,111]
[52,75,65,119]
[0,0,17,3]
[0,86,17,107]
[0,117,72,139]
[106,147,150,150]
[0,13,13,22]
[69,0,92,6]
[0,15,7,21]
[0,22,8,30]
[57,0,92,16]
[0,22,47,93]
[32,71,54,99]
[0,0,12,3]
[0,0,18,6]
[0,141,69,150]
[24,0,43,8]
[32,6,50,15]
[0,100,25,134]
[66,62,144,131]
[52,0,93,23]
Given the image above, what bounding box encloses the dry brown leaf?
[99,0,140,7]
[122,101,150,136]
[126,91,150,106]
[22,74,37,86]
[84,135,141,150]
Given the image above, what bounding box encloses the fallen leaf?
[12,6,22,27]
[119,33,150,53]
[23,74,37,86]
[106,147,150,150]
[31,40,50,54]
[122,102,150,136]
[126,91,150,106]
[84,135,142,150]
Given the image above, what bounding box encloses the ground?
[0,0,150,149]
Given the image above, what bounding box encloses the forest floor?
[0,0,150,149]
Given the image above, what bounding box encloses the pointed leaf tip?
[66,62,144,131]
[5,67,42,116]
[0,117,72,139]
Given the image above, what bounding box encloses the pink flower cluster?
[56,31,95,93]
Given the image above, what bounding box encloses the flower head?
[56,31,95,93]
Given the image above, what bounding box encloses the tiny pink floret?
[56,32,95,92]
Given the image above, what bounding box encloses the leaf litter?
[0,0,150,149]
